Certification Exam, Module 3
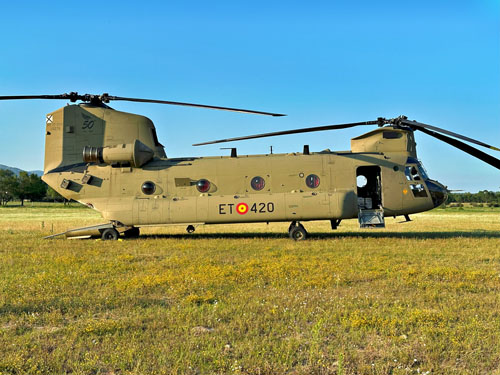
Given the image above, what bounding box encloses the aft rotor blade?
[0,94,74,100]
[0,93,104,103]
[417,126,500,170]
[401,119,500,152]
[193,120,379,146]
[107,95,286,117]
[0,93,286,117]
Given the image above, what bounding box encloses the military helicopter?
[1,92,499,240]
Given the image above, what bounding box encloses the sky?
[0,0,499,192]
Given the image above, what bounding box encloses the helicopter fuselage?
[42,150,445,227]
[40,103,447,234]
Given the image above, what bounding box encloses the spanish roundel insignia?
[236,203,249,215]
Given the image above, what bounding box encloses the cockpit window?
[405,163,429,181]
[405,166,421,181]
[410,184,428,198]
[406,157,429,180]
[417,162,429,180]
[405,157,430,197]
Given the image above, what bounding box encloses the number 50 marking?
[82,120,94,129]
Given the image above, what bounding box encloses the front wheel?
[101,228,119,241]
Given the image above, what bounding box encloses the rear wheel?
[289,225,307,241]
[101,228,119,241]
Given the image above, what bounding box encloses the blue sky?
[0,1,499,192]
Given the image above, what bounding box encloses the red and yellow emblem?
[236,203,249,215]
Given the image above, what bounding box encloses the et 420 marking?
[218,202,275,215]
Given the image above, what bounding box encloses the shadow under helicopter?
[134,230,500,240]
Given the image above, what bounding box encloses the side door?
[381,166,403,213]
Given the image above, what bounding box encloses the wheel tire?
[101,228,119,241]
[297,223,308,235]
[123,227,140,238]
[186,225,195,234]
[289,225,307,241]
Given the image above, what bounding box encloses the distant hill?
[0,164,43,176]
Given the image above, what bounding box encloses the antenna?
[220,147,237,158]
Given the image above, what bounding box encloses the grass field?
[0,203,499,374]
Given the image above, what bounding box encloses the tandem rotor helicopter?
[1,92,499,240]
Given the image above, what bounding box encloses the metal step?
[358,208,385,228]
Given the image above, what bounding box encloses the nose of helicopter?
[426,180,448,207]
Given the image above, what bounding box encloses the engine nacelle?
[83,139,154,167]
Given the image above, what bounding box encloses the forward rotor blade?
[401,119,500,152]
[107,95,285,117]
[417,126,500,170]
[193,120,379,146]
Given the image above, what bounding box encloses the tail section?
[43,103,165,174]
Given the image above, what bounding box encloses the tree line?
[447,191,500,206]
[0,169,61,206]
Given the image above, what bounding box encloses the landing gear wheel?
[101,228,119,241]
[124,227,140,238]
[186,225,195,234]
[297,222,308,235]
[289,225,307,241]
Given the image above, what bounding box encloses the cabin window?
[196,179,211,193]
[305,174,320,188]
[410,184,428,198]
[357,175,368,188]
[141,181,156,195]
[251,176,265,191]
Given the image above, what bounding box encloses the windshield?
[417,161,429,180]
[406,157,429,180]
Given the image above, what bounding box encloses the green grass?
[0,203,499,374]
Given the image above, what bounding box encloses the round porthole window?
[305,174,320,188]
[141,181,156,195]
[251,176,265,191]
[357,175,368,188]
[196,179,211,193]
